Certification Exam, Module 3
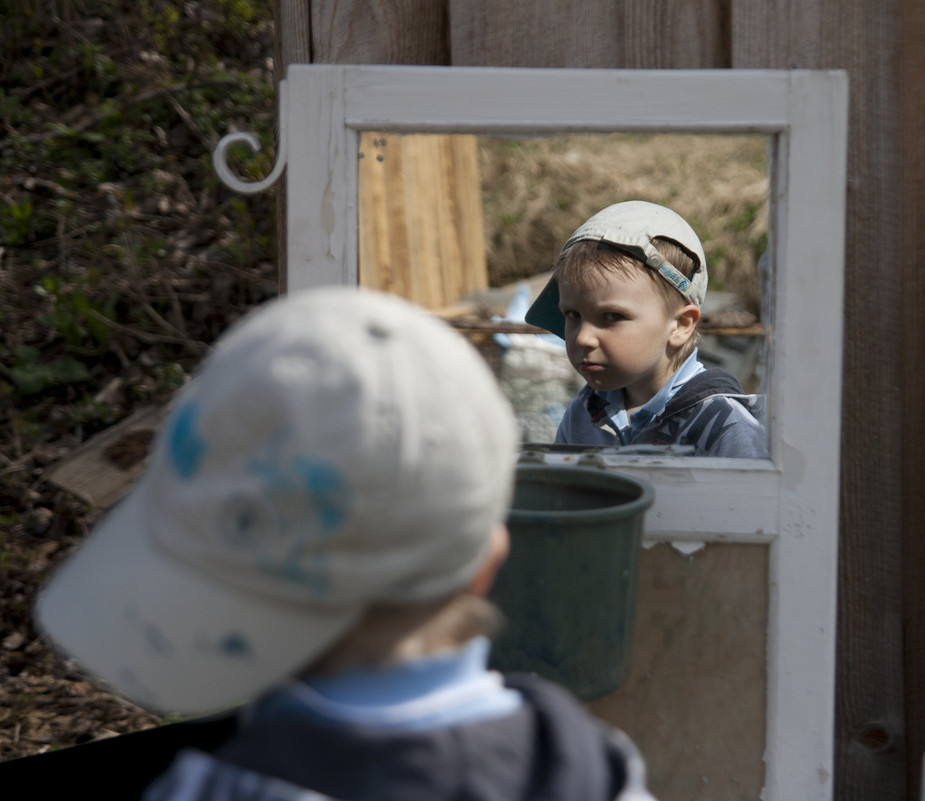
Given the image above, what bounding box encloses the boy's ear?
[467,524,510,597]
[669,303,701,347]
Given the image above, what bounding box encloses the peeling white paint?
[321,175,336,237]
[781,439,807,490]
[672,540,706,555]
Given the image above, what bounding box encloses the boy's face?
[558,267,687,410]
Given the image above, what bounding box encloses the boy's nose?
[573,321,598,349]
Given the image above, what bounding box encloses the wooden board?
[44,406,166,509]
[357,131,488,309]
[899,0,925,794]
[310,0,448,64]
[447,0,728,68]
[590,543,768,801]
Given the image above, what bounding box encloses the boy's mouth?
[578,361,606,373]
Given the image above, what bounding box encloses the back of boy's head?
[36,287,519,715]
[526,200,708,342]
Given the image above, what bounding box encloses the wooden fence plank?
[731,0,849,67]
[449,0,622,67]
[618,0,730,68]
[273,0,313,292]
[448,0,728,68]
[310,0,448,64]
[899,0,925,794]
[277,0,311,67]
[273,0,312,292]
[733,1,908,799]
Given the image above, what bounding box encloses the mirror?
[226,65,847,801]
[357,130,771,448]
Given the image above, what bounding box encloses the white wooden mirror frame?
[215,65,848,801]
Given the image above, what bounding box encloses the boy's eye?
[562,310,579,320]
[604,312,624,323]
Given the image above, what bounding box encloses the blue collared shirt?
[598,350,705,444]
[247,637,522,732]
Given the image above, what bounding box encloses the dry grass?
[480,133,769,315]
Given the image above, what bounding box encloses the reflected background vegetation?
[479,133,769,318]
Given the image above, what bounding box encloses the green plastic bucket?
[488,463,654,701]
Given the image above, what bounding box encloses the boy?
[526,200,767,457]
[36,287,656,801]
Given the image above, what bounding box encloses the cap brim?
[524,276,565,339]
[35,483,361,714]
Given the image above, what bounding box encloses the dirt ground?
[1,495,161,762]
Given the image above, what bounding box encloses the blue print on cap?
[277,552,331,597]
[295,457,349,535]
[657,264,690,293]
[218,632,253,658]
[169,402,207,480]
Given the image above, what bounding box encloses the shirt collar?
[595,350,704,443]
[247,637,521,731]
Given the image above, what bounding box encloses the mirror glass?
[358,131,771,449]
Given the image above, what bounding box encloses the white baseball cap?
[526,200,709,338]
[36,287,518,714]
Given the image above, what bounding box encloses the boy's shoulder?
[662,368,754,417]
[654,369,767,457]
[144,674,652,801]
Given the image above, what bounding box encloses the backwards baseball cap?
[36,287,518,714]
[525,200,708,338]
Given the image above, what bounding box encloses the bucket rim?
[507,463,655,524]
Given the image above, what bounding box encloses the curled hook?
[213,80,289,195]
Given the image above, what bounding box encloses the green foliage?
[0,0,278,453]
[705,245,728,290]
[730,202,762,233]
[751,230,769,264]
[0,198,34,245]
[728,200,770,284]
[66,394,119,427]
[5,346,92,396]
[148,362,187,395]
[35,274,117,353]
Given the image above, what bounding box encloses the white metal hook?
[212,79,289,195]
